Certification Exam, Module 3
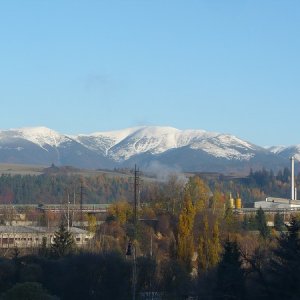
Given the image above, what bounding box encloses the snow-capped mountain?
[0,127,113,169]
[0,126,291,172]
[74,127,139,156]
[269,145,300,161]
[75,126,260,161]
[0,127,72,151]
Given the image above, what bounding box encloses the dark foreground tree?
[268,217,300,299]
[48,252,132,300]
[51,223,75,257]
[256,208,270,240]
[2,282,58,300]
[214,239,245,300]
[274,212,285,231]
[159,259,191,299]
[136,256,157,295]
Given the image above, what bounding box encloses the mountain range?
[0,126,298,173]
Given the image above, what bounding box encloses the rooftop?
[0,226,88,234]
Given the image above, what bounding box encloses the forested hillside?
[206,167,299,207]
[0,167,298,207]
[0,174,132,204]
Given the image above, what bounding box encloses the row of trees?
[0,173,133,204]
[0,167,298,207]
[207,168,300,207]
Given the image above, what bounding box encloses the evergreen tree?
[51,223,75,257]
[214,239,245,300]
[268,217,300,299]
[255,208,270,239]
[242,215,249,231]
[282,167,290,183]
[274,212,285,231]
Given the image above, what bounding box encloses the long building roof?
[0,226,88,234]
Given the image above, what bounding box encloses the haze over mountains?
[0,126,298,173]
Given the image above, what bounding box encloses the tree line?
[0,167,298,207]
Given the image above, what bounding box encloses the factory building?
[254,156,300,210]
[0,226,93,249]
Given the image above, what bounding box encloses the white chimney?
[291,156,295,201]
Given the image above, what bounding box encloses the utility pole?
[80,181,84,227]
[67,192,70,232]
[71,187,76,224]
[132,164,140,300]
[133,164,140,239]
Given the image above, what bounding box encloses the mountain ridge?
[0,126,298,173]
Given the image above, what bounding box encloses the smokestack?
[291,156,295,201]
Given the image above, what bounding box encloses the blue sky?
[0,1,299,146]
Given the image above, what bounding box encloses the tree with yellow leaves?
[198,216,221,273]
[209,220,221,266]
[86,214,97,235]
[177,191,196,270]
[107,200,132,225]
[198,216,210,272]
[186,176,211,212]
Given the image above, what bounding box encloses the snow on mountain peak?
[89,127,142,143]
[0,126,264,162]
[277,144,300,161]
[74,127,143,156]
[10,127,69,148]
[267,145,287,154]
[93,126,256,161]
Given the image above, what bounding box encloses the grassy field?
[0,163,46,175]
[0,163,140,179]
[0,163,184,185]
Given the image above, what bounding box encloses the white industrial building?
[255,156,300,210]
[0,226,93,249]
[254,197,300,209]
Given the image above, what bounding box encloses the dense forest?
[207,167,300,207]
[0,167,298,207]
[0,173,132,205]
